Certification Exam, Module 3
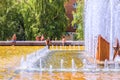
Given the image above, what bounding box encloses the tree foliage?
[0,0,68,40]
[72,0,84,40]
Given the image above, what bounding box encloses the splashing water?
[85,0,120,60]
[60,59,64,71]
[104,59,108,69]
[71,59,75,70]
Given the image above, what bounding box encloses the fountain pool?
[5,48,120,80]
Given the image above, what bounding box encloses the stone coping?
[0,41,84,46]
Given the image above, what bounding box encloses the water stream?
[85,0,120,60]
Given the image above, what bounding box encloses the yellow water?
[0,46,120,80]
[42,50,83,69]
[0,46,45,79]
[13,72,85,80]
[50,45,85,50]
[0,46,84,80]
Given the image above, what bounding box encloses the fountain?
[82,59,87,69]
[18,46,50,71]
[49,65,53,77]
[39,58,42,71]
[7,1,120,80]
[20,56,27,69]
[71,59,75,71]
[85,0,120,60]
[49,65,52,71]
[103,59,109,71]
[71,59,76,76]
[84,0,120,74]
[60,59,64,71]
[20,56,24,67]
[114,61,119,69]
[39,58,42,79]
[85,0,110,58]
[93,58,97,70]
[9,45,120,80]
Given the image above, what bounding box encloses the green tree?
[0,0,25,40]
[39,0,69,40]
[72,0,84,40]
[0,0,68,40]
[0,0,16,40]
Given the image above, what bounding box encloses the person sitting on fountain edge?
[36,36,40,41]
[41,34,44,41]
[62,35,66,46]
[46,37,50,49]
[11,34,17,46]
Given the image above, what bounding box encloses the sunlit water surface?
[0,46,120,80]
